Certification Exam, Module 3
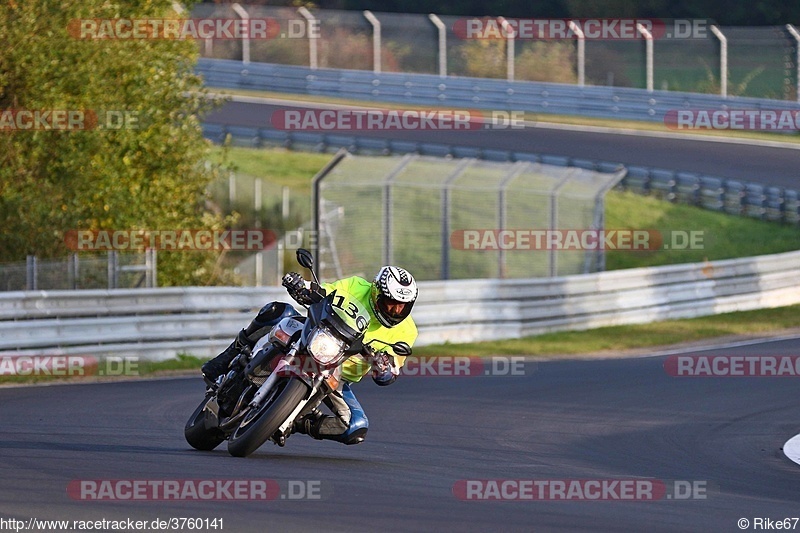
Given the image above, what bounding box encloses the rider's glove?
[282,272,313,305]
[372,351,398,386]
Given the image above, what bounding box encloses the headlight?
[307,327,346,365]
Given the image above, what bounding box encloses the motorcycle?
[184,248,411,458]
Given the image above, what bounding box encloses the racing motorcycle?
[184,248,411,458]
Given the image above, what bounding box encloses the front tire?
[227,378,308,457]
[185,395,226,451]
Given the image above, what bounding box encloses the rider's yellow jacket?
[321,276,418,383]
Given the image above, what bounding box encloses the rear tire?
[184,395,226,451]
[227,378,308,458]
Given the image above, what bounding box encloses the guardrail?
[2,250,799,360]
[203,123,800,226]
[197,58,800,123]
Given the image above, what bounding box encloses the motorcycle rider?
[201,265,418,445]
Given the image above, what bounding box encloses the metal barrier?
[191,6,800,101]
[196,58,800,124]
[203,123,800,226]
[2,249,799,360]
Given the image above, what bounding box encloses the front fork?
[247,346,337,437]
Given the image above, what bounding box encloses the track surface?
[206,100,800,189]
[3,338,800,532]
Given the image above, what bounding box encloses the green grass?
[209,146,333,197]
[0,353,206,385]
[604,190,800,269]
[412,304,800,358]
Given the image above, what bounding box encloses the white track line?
[784,434,800,466]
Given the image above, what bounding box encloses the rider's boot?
[202,302,296,382]
[201,329,253,382]
[292,409,325,439]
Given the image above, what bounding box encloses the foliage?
[0,0,233,285]
[456,39,578,83]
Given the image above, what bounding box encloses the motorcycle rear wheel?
[227,377,308,457]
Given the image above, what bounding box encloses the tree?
[0,0,231,285]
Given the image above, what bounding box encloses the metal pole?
[255,252,263,286]
[363,10,381,73]
[254,177,262,228]
[498,17,515,81]
[145,249,153,288]
[229,171,236,210]
[498,162,529,278]
[26,255,37,291]
[231,3,250,65]
[710,25,727,98]
[382,154,415,266]
[151,249,157,288]
[636,23,653,92]
[282,186,290,222]
[787,24,800,102]
[298,7,318,70]
[549,170,574,277]
[569,20,585,87]
[441,159,472,280]
[71,253,79,290]
[107,251,118,289]
[311,149,349,277]
[428,14,447,78]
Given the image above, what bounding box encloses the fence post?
[231,4,251,65]
[229,171,236,211]
[569,21,585,87]
[710,25,728,98]
[428,14,447,78]
[298,7,318,70]
[498,162,529,278]
[363,10,382,73]
[26,255,38,291]
[107,251,118,289]
[254,177,263,228]
[441,159,472,280]
[636,23,653,92]
[498,17,515,82]
[787,24,800,102]
[68,253,79,290]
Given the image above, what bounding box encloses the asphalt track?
[3,337,800,532]
[205,100,800,190]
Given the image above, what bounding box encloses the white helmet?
[369,266,418,327]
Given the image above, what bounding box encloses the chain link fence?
[314,153,625,281]
[0,252,157,291]
[192,5,800,100]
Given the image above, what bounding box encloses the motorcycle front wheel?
[227,377,308,458]
[184,394,226,451]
